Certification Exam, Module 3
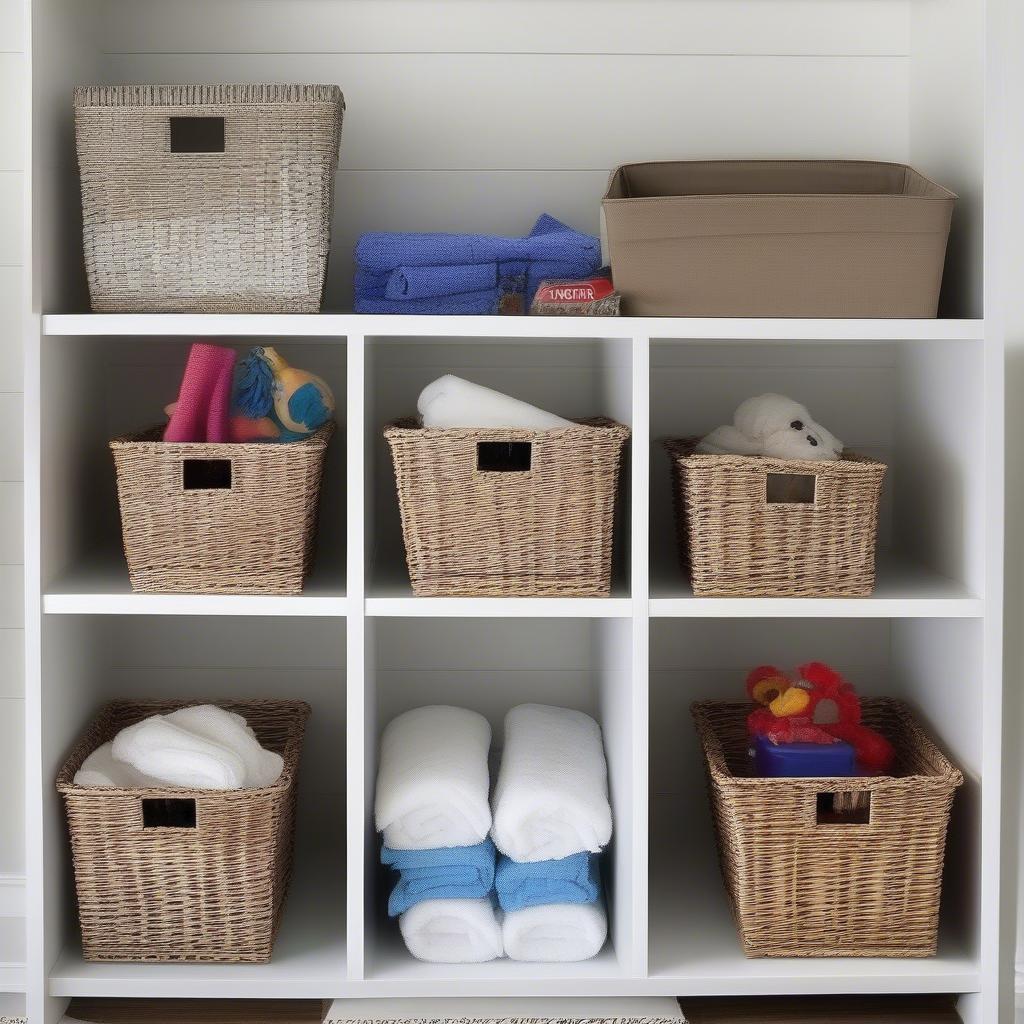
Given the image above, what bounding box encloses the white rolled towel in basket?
[417,375,574,430]
[375,705,493,850]
[491,703,613,863]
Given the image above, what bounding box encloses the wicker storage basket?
[110,423,334,595]
[665,440,886,598]
[56,698,311,963]
[692,698,962,958]
[385,417,630,597]
[602,160,955,316]
[74,84,344,313]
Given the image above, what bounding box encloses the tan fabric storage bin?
[56,698,311,963]
[110,423,333,595]
[602,160,956,317]
[692,699,962,958]
[665,440,886,597]
[385,417,630,597]
[75,84,344,313]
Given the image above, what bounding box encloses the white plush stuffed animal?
[697,394,844,461]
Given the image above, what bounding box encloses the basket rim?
[74,83,345,109]
[110,420,335,452]
[691,696,964,790]
[384,415,631,440]
[664,436,885,474]
[55,697,312,797]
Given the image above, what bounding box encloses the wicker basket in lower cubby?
[692,698,962,958]
[56,698,311,963]
[110,422,334,595]
[385,417,630,597]
[665,439,886,597]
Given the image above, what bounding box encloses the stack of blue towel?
[354,214,602,315]
[382,842,601,917]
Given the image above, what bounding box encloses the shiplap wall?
[0,0,25,916]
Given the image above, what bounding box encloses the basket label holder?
[182,457,233,490]
[142,797,197,829]
[169,116,226,153]
[477,441,532,473]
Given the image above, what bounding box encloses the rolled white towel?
[167,705,283,788]
[491,704,612,863]
[399,898,504,963]
[111,715,247,790]
[73,741,166,788]
[375,706,493,850]
[502,900,607,962]
[417,375,574,430]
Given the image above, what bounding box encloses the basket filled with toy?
[693,662,962,958]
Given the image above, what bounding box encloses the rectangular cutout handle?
[766,472,816,504]
[142,798,197,829]
[477,441,532,472]
[816,791,871,825]
[170,115,225,153]
[182,458,232,491]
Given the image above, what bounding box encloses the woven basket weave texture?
[385,418,630,597]
[110,422,333,595]
[692,698,962,958]
[666,439,886,597]
[75,84,344,312]
[56,698,311,963]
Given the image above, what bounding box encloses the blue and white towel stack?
[374,706,502,964]
[354,214,602,315]
[491,703,611,962]
[375,702,612,964]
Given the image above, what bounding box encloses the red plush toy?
[746,662,895,775]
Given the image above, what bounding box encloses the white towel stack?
[491,703,612,962]
[374,705,500,964]
[74,704,283,791]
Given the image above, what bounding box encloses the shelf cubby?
[360,617,640,986]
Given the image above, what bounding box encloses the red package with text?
[530,274,621,316]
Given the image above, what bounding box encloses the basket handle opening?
[477,441,532,473]
[169,116,225,153]
[815,790,871,825]
[142,797,197,829]
[182,458,233,490]
[766,472,816,504]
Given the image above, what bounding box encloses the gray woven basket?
[74,84,345,312]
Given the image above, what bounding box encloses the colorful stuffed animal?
[232,346,335,443]
[746,662,895,775]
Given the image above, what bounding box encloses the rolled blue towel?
[494,852,601,912]
[354,290,500,316]
[385,263,499,301]
[382,839,497,917]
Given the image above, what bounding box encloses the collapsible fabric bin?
[692,698,962,958]
[665,439,886,597]
[602,160,956,317]
[56,698,311,963]
[74,84,345,312]
[110,423,333,595]
[385,418,630,597]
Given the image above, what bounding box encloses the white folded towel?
[73,741,165,788]
[111,715,248,790]
[399,898,504,963]
[375,705,493,850]
[417,375,574,430]
[502,900,607,962]
[491,704,612,863]
[167,705,283,788]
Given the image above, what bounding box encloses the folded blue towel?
[494,852,601,912]
[381,839,497,917]
[385,263,499,301]
[353,216,601,315]
[355,215,599,275]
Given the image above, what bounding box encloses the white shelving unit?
[20,0,1008,1023]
